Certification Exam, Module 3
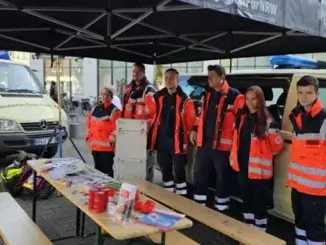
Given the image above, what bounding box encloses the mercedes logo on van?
[39,120,48,130]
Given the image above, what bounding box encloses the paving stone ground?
[1,115,294,245]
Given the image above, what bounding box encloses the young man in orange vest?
[287,75,326,245]
[148,68,197,196]
[122,63,156,181]
[190,65,244,212]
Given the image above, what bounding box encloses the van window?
[319,88,326,105]
[317,79,326,106]
[266,88,284,105]
[180,75,287,103]
[179,75,206,100]
[179,74,290,126]
[0,62,42,93]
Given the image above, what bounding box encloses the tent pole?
[56,56,63,157]
[229,58,232,73]
[153,60,157,88]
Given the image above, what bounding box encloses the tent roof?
[0,0,325,64]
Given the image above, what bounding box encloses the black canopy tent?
[0,0,325,64]
[0,1,325,235]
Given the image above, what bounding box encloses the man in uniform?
[148,68,197,196]
[122,63,156,181]
[190,65,244,212]
[287,75,326,245]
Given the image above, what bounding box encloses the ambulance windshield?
[0,61,43,94]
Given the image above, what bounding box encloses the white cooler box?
[114,119,148,179]
[114,157,147,180]
[115,119,148,159]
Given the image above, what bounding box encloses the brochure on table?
[137,211,183,230]
[39,157,186,229]
[43,157,116,187]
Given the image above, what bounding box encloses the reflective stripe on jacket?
[122,79,156,120]
[287,99,326,196]
[148,87,197,154]
[86,103,121,152]
[229,112,284,179]
[195,81,244,151]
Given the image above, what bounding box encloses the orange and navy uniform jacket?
[148,86,197,154]
[229,110,284,179]
[287,99,326,196]
[122,77,156,120]
[86,102,121,152]
[193,81,244,151]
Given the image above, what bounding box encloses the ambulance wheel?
[39,146,58,158]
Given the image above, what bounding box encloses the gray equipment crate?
[114,157,147,180]
[114,119,148,180]
[115,119,148,159]
[116,118,147,132]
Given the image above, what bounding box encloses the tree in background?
[154,65,163,89]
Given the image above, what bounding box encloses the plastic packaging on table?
[113,183,137,225]
[106,192,119,216]
[101,188,116,209]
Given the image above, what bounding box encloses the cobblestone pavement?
[1,116,295,245]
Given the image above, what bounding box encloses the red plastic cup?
[88,188,97,210]
[94,191,105,213]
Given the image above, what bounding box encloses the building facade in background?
[43,58,83,97]
[9,51,30,65]
[26,52,326,99]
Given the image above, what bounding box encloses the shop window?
[99,60,112,67]
[113,60,126,68]
[44,58,83,98]
[113,67,127,86]
[255,56,270,68]
[98,67,112,89]
[71,58,83,67]
[237,57,255,68]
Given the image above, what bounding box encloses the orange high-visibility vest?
[287,99,326,196]
[148,87,197,154]
[229,112,284,179]
[86,103,121,152]
[122,80,156,120]
[195,81,244,151]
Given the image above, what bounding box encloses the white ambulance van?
[0,55,68,159]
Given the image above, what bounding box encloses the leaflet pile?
[114,119,148,180]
